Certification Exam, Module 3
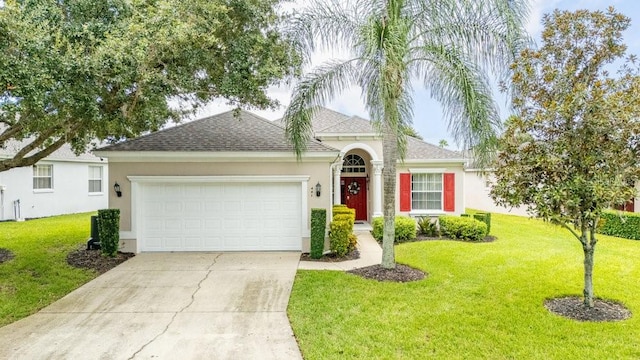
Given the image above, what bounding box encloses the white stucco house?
[464,167,529,217]
[95,108,467,253]
[0,142,108,220]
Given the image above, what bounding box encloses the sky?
[193,0,640,150]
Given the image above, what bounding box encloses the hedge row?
[371,216,417,243]
[461,212,492,234]
[598,210,640,240]
[439,215,487,242]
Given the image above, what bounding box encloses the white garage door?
[139,182,302,251]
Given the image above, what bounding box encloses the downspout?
[329,153,344,220]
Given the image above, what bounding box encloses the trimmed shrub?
[473,213,492,234]
[334,214,354,233]
[439,215,488,242]
[329,218,351,257]
[372,217,384,241]
[417,217,439,237]
[371,216,417,243]
[310,208,327,259]
[348,233,358,252]
[333,205,356,222]
[97,209,120,257]
[598,210,640,240]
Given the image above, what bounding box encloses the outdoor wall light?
[113,182,122,197]
[315,182,322,197]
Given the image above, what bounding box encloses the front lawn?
[288,213,640,359]
[0,213,97,326]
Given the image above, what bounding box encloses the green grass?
[288,212,640,359]
[0,213,97,326]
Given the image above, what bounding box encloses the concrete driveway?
[0,252,302,360]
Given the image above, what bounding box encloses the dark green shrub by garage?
[310,208,327,259]
[371,216,417,243]
[473,212,492,234]
[598,210,640,240]
[439,215,487,242]
[98,209,120,257]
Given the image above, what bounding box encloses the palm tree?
[282,0,529,269]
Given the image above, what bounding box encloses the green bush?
[439,215,488,242]
[371,216,417,243]
[334,214,354,233]
[329,218,351,257]
[310,208,327,259]
[473,213,492,234]
[417,217,439,237]
[333,205,355,222]
[97,209,120,257]
[348,233,358,252]
[598,210,640,240]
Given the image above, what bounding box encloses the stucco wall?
[0,161,108,221]
[108,160,333,252]
[465,171,529,216]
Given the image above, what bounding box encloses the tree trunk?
[582,228,596,308]
[381,121,397,269]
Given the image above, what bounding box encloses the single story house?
[0,142,108,220]
[95,108,466,253]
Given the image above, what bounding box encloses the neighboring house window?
[33,164,53,190]
[411,173,442,210]
[400,172,455,212]
[88,166,103,193]
[342,154,366,173]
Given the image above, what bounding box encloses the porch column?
[333,163,343,205]
[371,160,383,217]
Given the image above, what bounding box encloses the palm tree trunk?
[381,121,397,269]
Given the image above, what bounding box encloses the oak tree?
[0,0,299,171]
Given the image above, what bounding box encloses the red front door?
[342,177,367,221]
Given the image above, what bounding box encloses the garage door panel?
[139,182,302,251]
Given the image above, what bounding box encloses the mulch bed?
[300,249,360,262]
[66,246,135,274]
[0,248,15,264]
[544,296,631,322]
[348,264,426,283]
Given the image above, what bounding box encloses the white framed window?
[411,173,442,210]
[342,154,366,173]
[33,164,53,190]
[88,166,103,193]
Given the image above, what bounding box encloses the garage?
[136,179,304,252]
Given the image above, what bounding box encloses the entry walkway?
[298,229,383,271]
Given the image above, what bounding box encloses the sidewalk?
[298,230,382,271]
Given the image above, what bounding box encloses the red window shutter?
[399,173,411,211]
[443,173,455,212]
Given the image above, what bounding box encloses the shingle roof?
[273,107,376,134]
[0,139,102,162]
[276,107,464,161]
[99,110,338,153]
[405,136,464,160]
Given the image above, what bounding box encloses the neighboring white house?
[464,167,529,217]
[0,142,108,220]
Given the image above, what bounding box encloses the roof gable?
[99,110,338,153]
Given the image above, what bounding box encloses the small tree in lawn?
[491,8,640,308]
